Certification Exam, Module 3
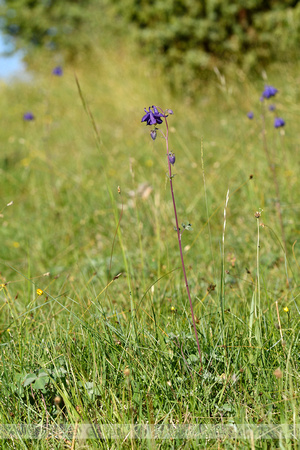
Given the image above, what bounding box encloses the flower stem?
[161,111,202,371]
[261,106,287,256]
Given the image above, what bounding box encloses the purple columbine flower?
[274,117,285,128]
[247,111,254,119]
[23,112,35,121]
[141,106,164,126]
[269,104,276,111]
[262,85,278,99]
[52,66,63,76]
[169,153,176,165]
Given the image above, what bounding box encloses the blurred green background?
[1,0,300,84]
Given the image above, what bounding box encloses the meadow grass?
[0,41,299,448]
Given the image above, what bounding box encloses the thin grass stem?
[255,212,262,346]
[261,104,287,256]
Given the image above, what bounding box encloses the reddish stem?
[159,108,202,371]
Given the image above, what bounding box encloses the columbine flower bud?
[169,153,175,165]
[150,129,157,141]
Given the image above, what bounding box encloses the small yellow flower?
[145,159,153,167]
[170,306,176,312]
[36,289,43,296]
[283,306,289,313]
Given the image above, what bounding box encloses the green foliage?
[0,0,95,58]
[111,0,300,90]
[10,365,68,396]
[2,0,300,88]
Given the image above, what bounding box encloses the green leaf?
[37,370,48,378]
[33,376,50,391]
[187,354,198,363]
[23,373,37,387]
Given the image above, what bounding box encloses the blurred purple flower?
[274,117,285,128]
[23,112,35,121]
[247,111,254,119]
[269,104,276,111]
[262,85,278,99]
[141,106,164,126]
[52,66,63,76]
[169,153,176,165]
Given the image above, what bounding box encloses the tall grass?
[0,41,299,448]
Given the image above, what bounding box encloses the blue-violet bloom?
[141,106,164,126]
[169,153,176,165]
[262,85,278,99]
[274,117,285,128]
[52,66,63,76]
[23,112,35,121]
[247,111,254,119]
[269,104,276,111]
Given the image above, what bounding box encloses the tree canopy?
[1,0,299,86]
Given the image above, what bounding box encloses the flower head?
[283,306,289,313]
[23,112,35,121]
[123,368,130,377]
[52,66,63,76]
[247,111,254,119]
[269,104,276,111]
[274,117,285,128]
[262,85,278,99]
[274,368,283,379]
[141,106,164,126]
[36,289,43,296]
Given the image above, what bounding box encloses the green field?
[0,39,299,448]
